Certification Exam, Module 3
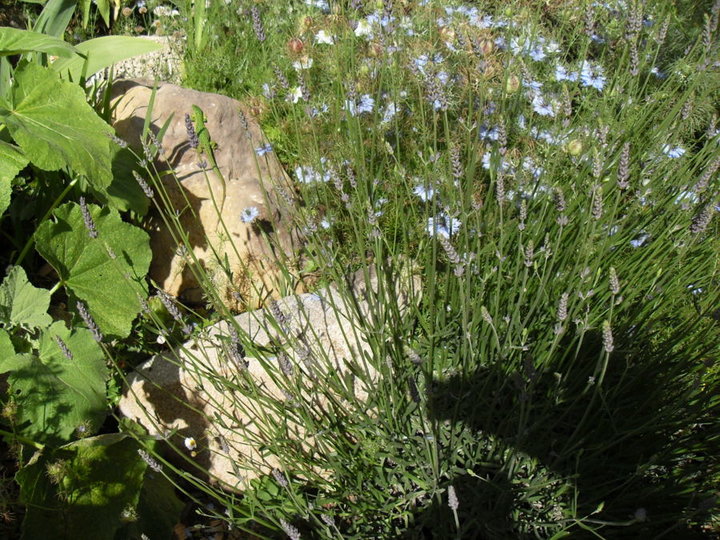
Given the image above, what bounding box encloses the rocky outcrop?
[117,263,421,491]
[110,79,304,310]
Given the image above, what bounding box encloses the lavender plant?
[118,0,720,538]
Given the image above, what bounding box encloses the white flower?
[315,30,334,44]
[184,437,197,451]
[288,86,303,103]
[354,19,373,37]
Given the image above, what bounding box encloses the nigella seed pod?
[287,37,304,55]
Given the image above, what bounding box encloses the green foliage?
[35,201,151,338]
[51,35,163,82]
[0,265,51,328]
[0,26,76,57]
[16,434,162,540]
[0,62,114,189]
[1,320,107,445]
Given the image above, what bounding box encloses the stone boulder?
[118,262,420,492]
[110,79,304,310]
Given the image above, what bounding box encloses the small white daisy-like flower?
[240,206,260,223]
[355,19,373,37]
[184,437,197,451]
[315,30,334,44]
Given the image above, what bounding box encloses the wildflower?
[531,95,555,117]
[662,145,685,158]
[184,437,197,451]
[184,113,199,149]
[79,197,98,239]
[380,102,397,124]
[156,290,192,335]
[288,87,303,104]
[557,292,569,322]
[240,206,260,223]
[255,144,273,156]
[354,19,373,37]
[618,142,630,189]
[77,301,103,343]
[315,30,334,44]
[448,485,459,511]
[295,165,331,183]
[357,94,375,114]
[413,184,435,202]
[609,267,620,295]
[426,213,462,238]
[579,61,606,91]
[287,38,304,54]
[555,63,578,82]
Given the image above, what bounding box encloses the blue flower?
[380,102,398,124]
[554,64,578,82]
[531,95,555,117]
[255,143,273,156]
[357,94,375,114]
[240,206,260,223]
[662,145,686,159]
[630,232,649,248]
[295,165,331,183]
[427,214,462,238]
[580,61,606,91]
[413,184,435,201]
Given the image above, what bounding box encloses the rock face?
[110,79,304,310]
[118,263,420,491]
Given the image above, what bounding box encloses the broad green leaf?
[51,36,163,82]
[2,321,107,444]
[0,140,27,217]
[0,27,77,58]
[33,0,78,37]
[17,434,147,540]
[35,201,150,338]
[0,63,113,188]
[96,144,149,214]
[0,266,52,328]
[0,328,13,358]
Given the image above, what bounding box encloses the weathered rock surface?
[118,263,420,491]
[110,79,304,310]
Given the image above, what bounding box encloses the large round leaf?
[35,201,151,338]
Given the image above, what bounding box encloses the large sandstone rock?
[118,263,420,491]
[110,79,304,310]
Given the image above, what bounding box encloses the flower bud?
[566,139,583,155]
[505,75,520,93]
[288,37,304,55]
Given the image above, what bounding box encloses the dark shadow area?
[406,326,719,539]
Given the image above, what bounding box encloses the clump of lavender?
[694,156,720,194]
[76,301,103,343]
[617,142,630,190]
[272,468,288,488]
[591,186,603,220]
[554,188,569,226]
[448,485,459,511]
[438,235,464,277]
[251,6,266,42]
[609,267,620,296]
[79,197,98,239]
